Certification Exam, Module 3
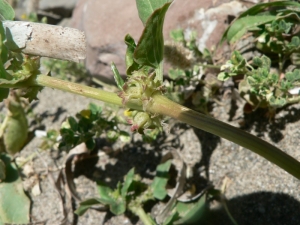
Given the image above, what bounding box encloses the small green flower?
[120,69,164,134]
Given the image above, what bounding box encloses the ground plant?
[0,0,300,224]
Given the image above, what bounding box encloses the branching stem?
[34,75,300,180]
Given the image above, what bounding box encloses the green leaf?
[269,96,286,108]
[0,23,11,89]
[111,62,124,90]
[121,168,135,198]
[106,130,119,142]
[0,159,5,181]
[0,0,15,21]
[0,22,8,64]
[68,116,78,132]
[277,20,292,34]
[151,160,172,200]
[85,138,95,150]
[74,198,103,216]
[3,93,28,155]
[0,154,30,224]
[231,51,246,69]
[89,102,101,116]
[0,56,40,92]
[260,55,271,68]
[174,194,208,225]
[47,129,59,139]
[97,182,126,215]
[285,69,300,82]
[226,15,276,44]
[0,73,32,88]
[0,88,8,101]
[124,34,141,75]
[270,73,279,84]
[19,86,43,102]
[163,211,180,225]
[168,69,185,80]
[252,57,263,67]
[97,182,117,203]
[220,1,300,44]
[134,2,172,70]
[217,72,230,81]
[170,29,185,42]
[291,36,300,47]
[119,131,131,143]
[135,0,172,25]
[238,1,300,18]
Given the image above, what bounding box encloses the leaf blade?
[174,194,208,225]
[136,0,172,25]
[151,160,172,200]
[111,62,124,90]
[225,15,276,44]
[0,155,30,224]
[134,2,171,70]
[220,1,300,44]
[0,0,14,21]
[121,168,135,198]
[97,182,126,215]
[74,198,103,216]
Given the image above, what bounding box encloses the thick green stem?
[148,94,300,180]
[34,75,300,180]
[36,75,123,106]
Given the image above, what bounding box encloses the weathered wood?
[2,21,86,63]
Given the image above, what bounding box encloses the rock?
[69,0,248,83]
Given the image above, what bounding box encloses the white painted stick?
[2,21,86,63]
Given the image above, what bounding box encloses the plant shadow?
[203,191,300,225]
[192,127,221,180]
[234,104,300,143]
[71,103,300,224]
[71,122,214,224]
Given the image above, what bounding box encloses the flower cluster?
[119,69,164,134]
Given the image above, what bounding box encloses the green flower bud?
[120,69,164,134]
[120,69,163,108]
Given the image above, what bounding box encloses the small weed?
[0,1,299,224]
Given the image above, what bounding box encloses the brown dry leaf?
[64,142,89,201]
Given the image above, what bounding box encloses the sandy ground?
[7,1,300,224]
[18,85,300,225]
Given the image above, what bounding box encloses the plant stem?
[198,64,221,69]
[287,95,300,104]
[36,75,123,106]
[133,207,156,225]
[34,75,300,180]
[148,94,300,180]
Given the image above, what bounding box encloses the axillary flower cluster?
[119,68,164,134]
